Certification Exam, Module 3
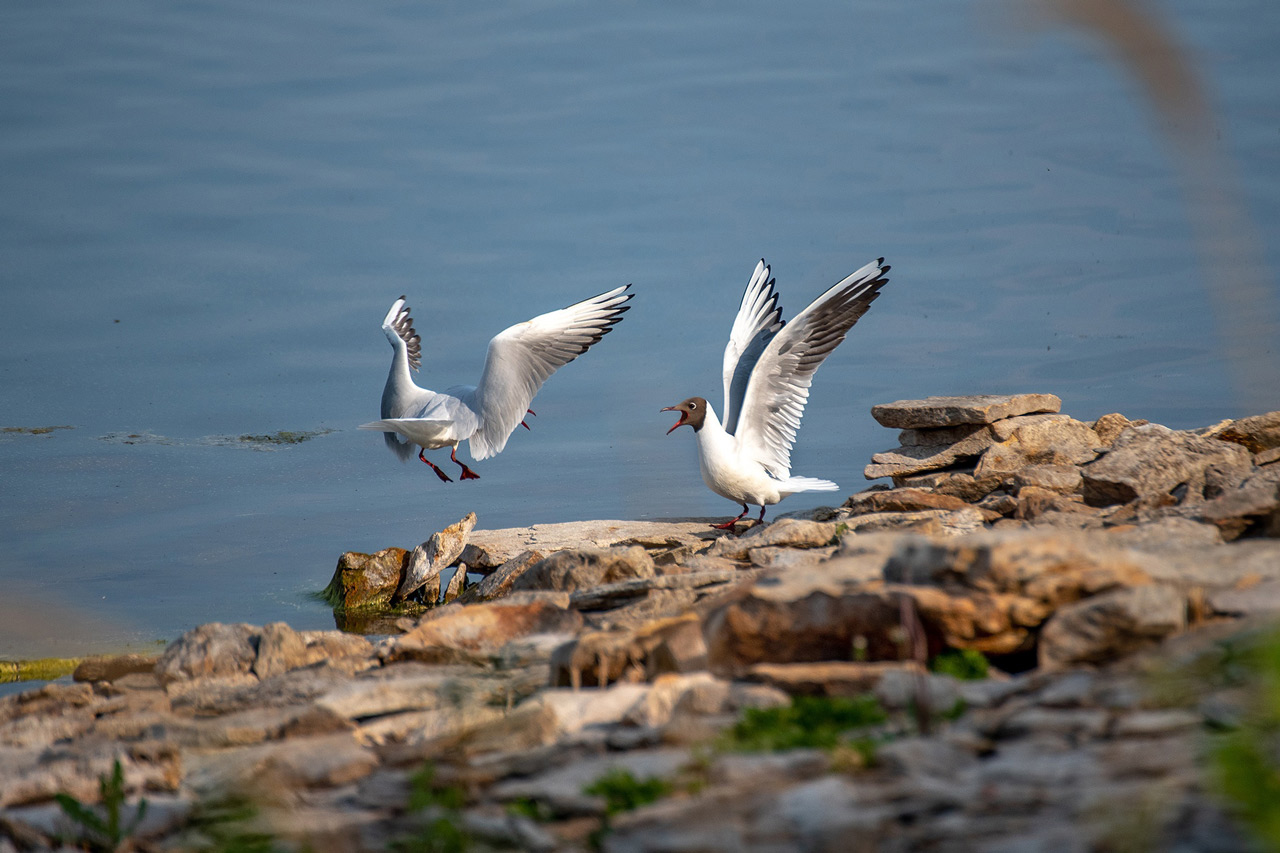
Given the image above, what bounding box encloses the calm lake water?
[2,0,1277,665]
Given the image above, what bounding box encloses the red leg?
[418,448,453,483]
[711,504,750,530]
[758,505,767,523]
[450,446,481,480]
[521,409,536,430]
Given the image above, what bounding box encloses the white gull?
[663,258,890,528]
[361,285,632,481]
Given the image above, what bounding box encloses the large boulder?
[1081,423,1253,507]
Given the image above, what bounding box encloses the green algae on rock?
[0,657,82,684]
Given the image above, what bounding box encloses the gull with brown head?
[663,257,890,528]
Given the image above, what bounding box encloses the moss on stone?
[0,657,83,684]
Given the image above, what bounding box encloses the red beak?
[661,405,686,435]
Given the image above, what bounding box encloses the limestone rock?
[551,613,708,688]
[843,488,972,516]
[322,548,410,611]
[72,654,158,684]
[510,545,655,593]
[842,508,987,537]
[458,520,717,571]
[1013,464,1083,495]
[459,550,546,603]
[1217,410,1280,453]
[443,565,466,603]
[382,593,583,664]
[989,412,1072,442]
[709,519,838,560]
[973,442,1026,481]
[1038,584,1187,669]
[864,441,986,479]
[883,528,1151,604]
[252,624,372,681]
[184,732,378,796]
[1081,423,1253,507]
[871,394,1061,429]
[156,623,259,684]
[744,661,925,697]
[1197,466,1280,539]
[1091,412,1146,446]
[897,422,992,448]
[1104,517,1223,551]
[1003,417,1101,466]
[1208,578,1280,617]
[395,512,477,602]
[567,569,740,612]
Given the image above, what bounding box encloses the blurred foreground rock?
[4,394,1280,852]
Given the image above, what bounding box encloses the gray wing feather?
[736,259,890,478]
[722,260,784,435]
[469,284,633,460]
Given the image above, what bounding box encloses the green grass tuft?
[583,769,673,817]
[719,694,888,752]
[929,648,990,681]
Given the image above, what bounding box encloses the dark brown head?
[661,397,708,434]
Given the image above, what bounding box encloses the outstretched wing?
[468,284,633,460]
[735,258,890,478]
[722,259,784,435]
[382,296,421,371]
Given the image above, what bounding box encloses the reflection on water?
[0,0,1276,658]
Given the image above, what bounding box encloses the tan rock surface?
[871,393,1061,429]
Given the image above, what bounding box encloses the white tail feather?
[778,476,839,494]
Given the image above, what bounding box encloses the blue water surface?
[1,0,1277,660]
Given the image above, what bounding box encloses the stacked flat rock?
[865,393,1073,483]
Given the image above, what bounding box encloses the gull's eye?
[689,402,698,409]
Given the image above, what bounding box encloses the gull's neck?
[381,335,420,418]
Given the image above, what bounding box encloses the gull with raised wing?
[361,285,632,481]
[663,258,889,528]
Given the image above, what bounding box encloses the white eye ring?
[690,402,697,409]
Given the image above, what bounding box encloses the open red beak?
[661,405,687,435]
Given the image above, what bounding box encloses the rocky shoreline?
[3,393,1280,852]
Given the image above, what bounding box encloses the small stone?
[871,394,1061,429]
[442,564,466,603]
